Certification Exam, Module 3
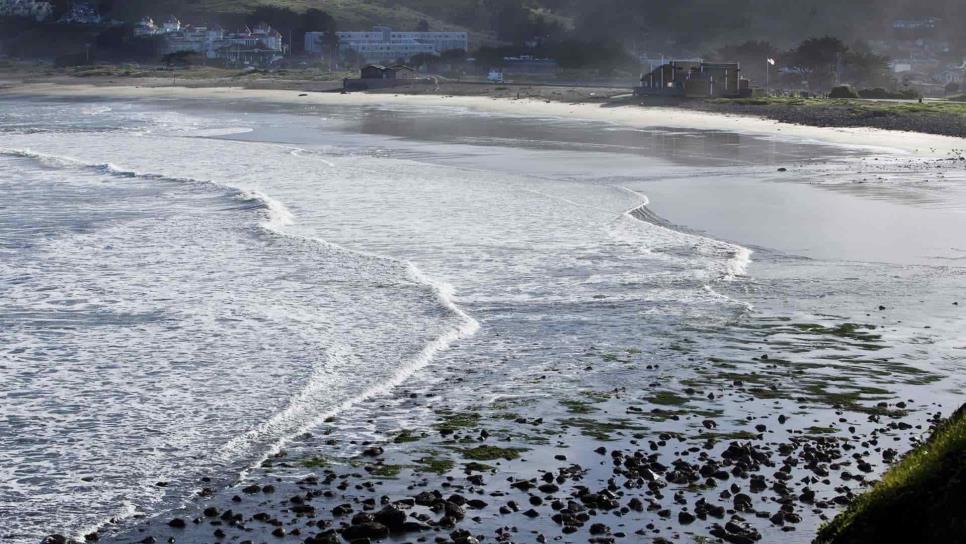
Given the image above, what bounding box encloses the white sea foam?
[0,143,480,542]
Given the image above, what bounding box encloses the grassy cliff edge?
[814,403,966,544]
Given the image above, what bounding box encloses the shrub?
[829,85,859,99]
[857,87,920,100]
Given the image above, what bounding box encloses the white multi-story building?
[160,25,225,58]
[0,0,54,22]
[305,26,468,63]
[149,17,284,66]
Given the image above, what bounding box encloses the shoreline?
[2,77,965,159]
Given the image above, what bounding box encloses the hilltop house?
[306,26,467,64]
[215,25,285,67]
[0,0,53,21]
[134,16,185,36]
[637,60,750,98]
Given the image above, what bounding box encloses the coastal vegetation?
[814,404,966,544]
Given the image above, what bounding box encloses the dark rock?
[444,501,465,520]
[401,521,428,532]
[311,533,340,544]
[342,522,388,540]
[733,493,754,512]
[41,536,69,544]
[351,513,375,525]
[414,490,442,506]
[590,523,610,535]
[167,519,186,529]
[331,504,352,516]
[373,505,407,531]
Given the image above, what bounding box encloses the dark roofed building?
[637,60,749,98]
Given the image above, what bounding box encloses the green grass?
[707,95,966,121]
[814,404,966,543]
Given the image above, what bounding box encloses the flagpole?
[765,58,771,96]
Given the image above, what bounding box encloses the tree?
[306,6,338,60]
[712,40,779,86]
[409,52,439,69]
[245,6,335,56]
[416,19,429,32]
[162,50,198,68]
[97,0,114,16]
[440,48,468,63]
[842,50,892,89]
[785,36,848,91]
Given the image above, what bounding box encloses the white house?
[305,26,468,63]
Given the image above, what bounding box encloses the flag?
[767,58,776,66]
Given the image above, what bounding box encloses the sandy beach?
[2,80,965,154]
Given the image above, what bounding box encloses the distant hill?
[108,0,485,36]
[102,0,964,51]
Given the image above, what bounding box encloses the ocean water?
[1,95,964,543]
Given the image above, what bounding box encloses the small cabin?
[387,64,417,79]
[637,60,750,98]
[360,64,417,80]
[361,64,394,80]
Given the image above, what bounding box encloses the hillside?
[102,0,963,51]
[108,0,485,36]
